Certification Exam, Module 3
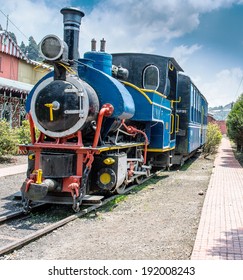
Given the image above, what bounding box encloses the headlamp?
[39,34,68,61]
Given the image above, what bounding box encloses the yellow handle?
[44,103,54,121]
[36,169,43,184]
[176,114,180,133]
[171,96,181,108]
[170,114,174,134]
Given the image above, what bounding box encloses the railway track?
[0,203,46,224]
[0,174,157,258]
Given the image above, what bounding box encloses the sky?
[0,0,243,107]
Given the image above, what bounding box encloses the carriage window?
[143,65,159,91]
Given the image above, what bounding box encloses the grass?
[98,173,165,213]
[99,194,128,212]
[231,144,243,167]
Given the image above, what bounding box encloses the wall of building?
[0,52,18,80]
[18,60,49,84]
[207,115,216,124]
[0,32,51,127]
[0,46,30,127]
[0,31,50,85]
[216,120,227,135]
[208,115,227,135]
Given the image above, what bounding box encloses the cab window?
[143,65,159,91]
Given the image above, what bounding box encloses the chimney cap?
[60,7,85,19]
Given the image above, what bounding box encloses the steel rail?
[0,173,157,257]
[0,203,47,224]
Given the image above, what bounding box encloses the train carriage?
[173,73,208,165]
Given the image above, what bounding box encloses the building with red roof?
[0,31,50,127]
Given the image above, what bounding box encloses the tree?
[227,94,243,151]
[26,36,41,61]
[8,31,17,44]
[20,41,26,54]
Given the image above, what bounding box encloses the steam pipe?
[91,38,97,51]
[60,7,85,62]
[100,38,106,52]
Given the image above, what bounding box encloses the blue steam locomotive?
[20,7,208,212]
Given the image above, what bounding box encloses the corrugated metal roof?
[0,31,46,67]
[0,31,28,61]
[0,76,33,93]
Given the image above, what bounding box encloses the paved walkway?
[191,137,243,260]
[0,164,27,178]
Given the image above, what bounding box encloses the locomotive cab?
[112,53,183,168]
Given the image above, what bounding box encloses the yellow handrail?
[171,96,181,108]
[176,114,180,132]
[141,89,167,99]
[121,81,153,104]
[121,81,168,105]
[169,63,174,71]
[58,62,77,75]
[33,63,52,73]
[170,114,174,134]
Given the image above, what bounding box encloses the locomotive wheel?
[135,165,149,185]
[135,174,145,185]
[114,183,126,194]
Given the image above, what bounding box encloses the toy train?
[20,7,208,212]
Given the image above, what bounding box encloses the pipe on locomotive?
[39,6,85,72]
[60,7,85,62]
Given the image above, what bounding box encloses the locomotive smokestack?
[60,7,85,62]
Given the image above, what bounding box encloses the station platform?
[191,137,243,260]
[0,164,27,178]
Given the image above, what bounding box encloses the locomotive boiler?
[20,7,207,212]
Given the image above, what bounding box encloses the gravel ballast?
[0,153,214,260]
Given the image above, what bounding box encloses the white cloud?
[170,44,202,66]
[198,67,243,107]
[1,0,243,51]
[80,0,200,53]
[1,0,243,109]
[188,0,241,11]
[0,0,66,44]
[79,0,243,53]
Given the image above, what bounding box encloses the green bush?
[15,120,32,145]
[203,123,222,157]
[0,119,18,156]
[0,119,35,157]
